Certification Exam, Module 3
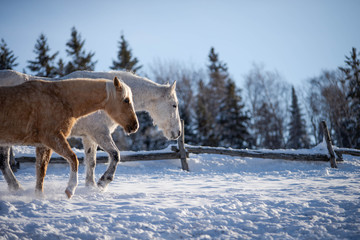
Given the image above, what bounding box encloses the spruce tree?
[27,34,58,77]
[220,79,251,148]
[0,38,18,70]
[195,47,249,147]
[288,87,310,149]
[208,47,228,98]
[179,100,197,145]
[111,34,142,73]
[56,58,65,77]
[205,47,230,146]
[64,27,96,75]
[195,79,214,145]
[255,103,283,149]
[339,47,360,148]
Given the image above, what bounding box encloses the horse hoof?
[65,189,73,199]
[85,181,96,188]
[9,184,23,192]
[97,181,108,190]
[35,189,44,198]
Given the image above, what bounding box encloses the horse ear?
[170,81,176,93]
[113,76,122,91]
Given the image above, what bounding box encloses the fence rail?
[171,145,337,162]
[15,120,359,171]
[16,151,184,164]
[334,148,360,157]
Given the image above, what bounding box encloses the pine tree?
[111,34,142,73]
[195,79,214,145]
[194,47,249,147]
[339,47,360,148]
[179,101,197,145]
[64,27,96,75]
[27,34,58,77]
[220,79,251,148]
[255,103,283,149]
[207,47,228,98]
[56,58,65,77]
[0,38,18,70]
[205,47,229,145]
[288,87,310,149]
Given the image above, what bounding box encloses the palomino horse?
[0,77,138,198]
[0,70,181,189]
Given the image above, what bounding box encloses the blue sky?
[1,0,359,86]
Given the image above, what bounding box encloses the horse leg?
[9,147,18,172]
[92,132,120,189]
[35,146,52,196]
[45,134,79,198]
[82,136,98,187]
[0,146,22,191]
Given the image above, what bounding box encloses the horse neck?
[57,80,108,118]
[122,75,166,111]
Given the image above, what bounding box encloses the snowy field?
[0,146,359,240]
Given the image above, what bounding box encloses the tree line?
[1,27,359,150]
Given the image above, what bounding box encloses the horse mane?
[105,81,116,102]
[105,79,129,102]
[64,70,171,89]
[108,70,170,87]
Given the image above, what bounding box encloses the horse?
[0,70,181,190]
[0,76,138,198]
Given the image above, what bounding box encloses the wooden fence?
[15,120,360,171]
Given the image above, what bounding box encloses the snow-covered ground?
[1,146,359,240]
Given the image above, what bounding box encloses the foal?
[0,77,138,198]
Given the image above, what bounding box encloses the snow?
[1,146,360,239]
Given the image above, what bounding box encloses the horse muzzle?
[170,130,181,140]
[126,121,139,134]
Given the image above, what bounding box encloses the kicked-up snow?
[0,146,359,239]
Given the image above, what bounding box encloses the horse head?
[104,77,139,134]
[150,81,182,140]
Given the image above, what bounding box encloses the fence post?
[321,120,338,168]
[178,119,189,171]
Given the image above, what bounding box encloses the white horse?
[0,70,181,189]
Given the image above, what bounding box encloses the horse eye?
[124,98,130,104]
[173,104,177,108]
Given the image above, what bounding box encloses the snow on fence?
[14,120,360,171]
